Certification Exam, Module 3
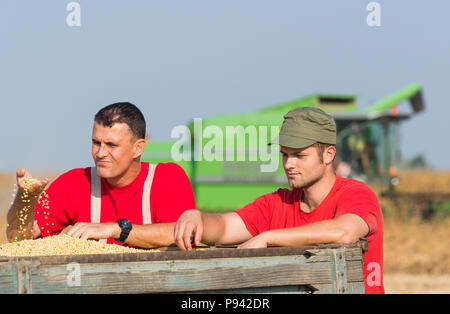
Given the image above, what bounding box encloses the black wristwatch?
[115,219,132,243]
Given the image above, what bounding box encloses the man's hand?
[16,168,49,197]
[237,232,269,249]
[66,222,120,241]
[174,209,203,251]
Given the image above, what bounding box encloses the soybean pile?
[0,234,154,257]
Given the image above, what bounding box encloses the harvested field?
[384,273,450,294]
[383,217,450,294]
[393,170,450,193]
[383,218,450,275]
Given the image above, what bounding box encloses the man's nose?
[95,143,108,158]
[284,155,296,169]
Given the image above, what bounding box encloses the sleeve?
[34,172,75,237]
[234,192,276,236]
[335,183,380,236]
[153,163,196,223]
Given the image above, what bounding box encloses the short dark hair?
[94,102,146,140]
[312,142,336,163]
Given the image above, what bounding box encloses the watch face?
[119,219,132,230]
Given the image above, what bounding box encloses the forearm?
[6,192,39,242]
[264,219,352,247]
[198,212,229,245]
[124,223,178,249]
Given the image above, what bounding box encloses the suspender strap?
[90,164,156,243]
[90,167,102,223]
[142,164,156,224]
[90,167,106,243]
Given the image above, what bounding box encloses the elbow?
[335,229,360,245]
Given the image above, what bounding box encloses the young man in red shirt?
[174,107,384,294]
[7,102,195,248]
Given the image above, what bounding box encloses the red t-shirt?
[235,176,384,294]
[35,162,195,244]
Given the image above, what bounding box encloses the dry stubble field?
[0,170,449,293]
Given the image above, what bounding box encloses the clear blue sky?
[0,0,449,172]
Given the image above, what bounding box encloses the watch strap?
[115,219,132,243]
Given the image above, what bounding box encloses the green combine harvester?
[142,83,425,211]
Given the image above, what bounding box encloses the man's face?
[281,145,327,189]
[91,122,139,179]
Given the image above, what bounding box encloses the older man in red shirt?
[175,107,384,294]
[7,102,195,248]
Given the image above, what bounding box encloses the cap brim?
[269,134,316,149]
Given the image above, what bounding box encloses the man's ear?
[324,145,336,165]
[133,138,147,158]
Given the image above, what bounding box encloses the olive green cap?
[269,107,336,148]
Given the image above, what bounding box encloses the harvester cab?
[333,82,425,185]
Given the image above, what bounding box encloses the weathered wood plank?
[329,248,348,293]
[311,281,364,294]
[191,284,318,294]
[344,247,366,261]
[345,260,365,283]
[0,263,17,294]
[16,261,32,294]
[30,255,335,294]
